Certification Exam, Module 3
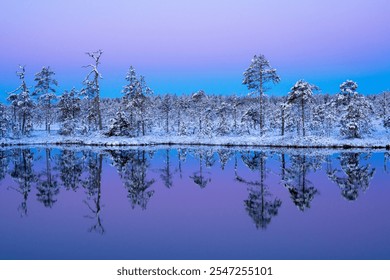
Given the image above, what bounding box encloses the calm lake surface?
[0,146,389,260]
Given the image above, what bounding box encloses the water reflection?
[9,149,36,216]
[236,151,282,229]
[109,149,155,210]
[281,154,320,211]
[189,149,212,188]
[327,153,375,201]
[0,147,386,234]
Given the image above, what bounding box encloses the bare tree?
[81,50,103,131]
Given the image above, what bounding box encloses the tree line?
[2,51,389,139]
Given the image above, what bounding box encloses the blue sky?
[1,0,389,100]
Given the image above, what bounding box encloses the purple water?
[0,147,389,260]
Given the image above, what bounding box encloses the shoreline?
[1,132,389,149]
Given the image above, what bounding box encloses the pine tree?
[7,66,34,137]
[287,80,318,137]
[381,91,390,130]
[174,95,189,136]
[160,94,173,134]
[58,88,81,135]
[33,66,58,134]
[191,90,208,135]
[122,67,152,136]
[243,54,280,136]
[216,102,230,135]
[106,110,132,136]
[338,80,373,138]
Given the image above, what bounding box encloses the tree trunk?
[95,75,102,131]
[166,110,169,133]
[281,106,285,136]
[259,66,264,136]
[301,98,305,137]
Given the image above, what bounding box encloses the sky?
[1,0,389,99]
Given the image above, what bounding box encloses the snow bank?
[1,130,389,149]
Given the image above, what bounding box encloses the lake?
[0,146,389,260]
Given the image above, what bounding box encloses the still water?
[0,147,389,260]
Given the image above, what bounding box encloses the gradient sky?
[1,0,389,99]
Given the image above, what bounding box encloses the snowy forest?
[2,51,390,144]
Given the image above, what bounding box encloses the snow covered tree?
[338,80,373,138]
[137,75,153,135]
[287,80,318,137]
[216,102,230,135]
[33,66,58,134]
[191,90,208,135]
[311,95,337,137]
[0,103,8,137]
[81,50,103,131]
[7,66,34,137]
[228,95,244,134]
[241,107,260,134]
[280,103,287,136]
[105,110,132,136]
[58,88,81,135]
[381,91,390,130]
[243,54,280,136]
[160,94,174,134]
[121,67,153,136]
[122,66,138,130]
[174,95,190,135]
[337,80,358,106]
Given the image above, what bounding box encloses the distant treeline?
[2,51,389,139]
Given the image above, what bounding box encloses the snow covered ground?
[1,130,389,148]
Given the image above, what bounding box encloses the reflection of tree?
[217,149,233,170]
[83,151,104,234]
[282,154,319,211]
[36,148,59,208]
[56,149,83,191]
[204,149,216,168]
[9,149,36,216]
[0,150,8,181]
[177,148,187,179]
[384,152,390,174]
[236,151,282,229]
[110,150,155,209]
[327,153,375,201]
[189,149,211,188]
[159,149,174,188]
